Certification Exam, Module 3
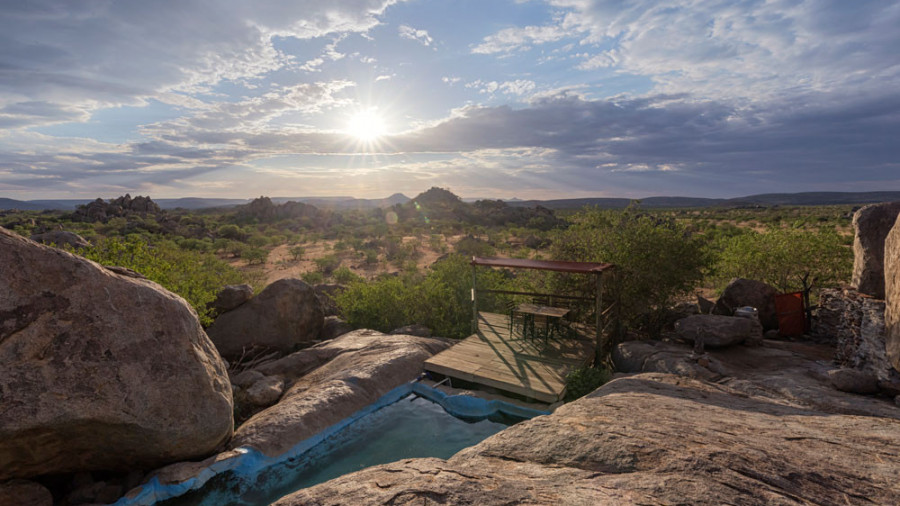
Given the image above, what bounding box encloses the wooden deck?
[423,312,596,403]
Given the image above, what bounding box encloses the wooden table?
[514,303,570,341]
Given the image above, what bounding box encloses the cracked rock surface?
[275,340,900,505]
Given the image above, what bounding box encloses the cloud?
[0,1,403,120]
[465,80,536,96]
[398,25,433,46]
[471,24,573,54]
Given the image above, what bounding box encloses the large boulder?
[319,315,353,341]
[29,230,90,249]
[885,214,900,373]
[209,284,253,314]
[675,314,763,348]
[714,278,778,330]
[0,227,233,480]
[852,202,900,298]
[206,278,324,358]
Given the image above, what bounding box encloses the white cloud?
[398,25,434,46]
[466,80,536,96]
[471,24,573,54]
[0,1,403,121]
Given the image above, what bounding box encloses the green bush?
[289,245,306,261]
[332,266,362,284]
[243,247,269,265]
[301,270,325,284]
[335,254,508,338]
[564,366,611,401]
[80,236,246,325]
[552,208,711,338]
[713,227,851,293]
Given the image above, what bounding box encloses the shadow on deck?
[423,312,596,403]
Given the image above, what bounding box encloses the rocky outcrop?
[714,277,778,330]
[886,213,900,373]
[73,194,162,223]
[276,364,900,505]
[0,227,233,480]
[313,283,345,317]
[230,330,451,457]
[389,324,432,337]
[206,278,324,358]
[209,284,253,314]
[319,315,352,341]
[675,314,763,347]
[28,230,90,249]
[828,368,880,394]
[814,288,894,380]
[852,201,900,298]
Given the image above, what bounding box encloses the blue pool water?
[161,394,519,505]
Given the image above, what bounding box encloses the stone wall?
[813,288,894,381]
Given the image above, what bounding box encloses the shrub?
[314,254,341,274]
[335,254,508,338]
[289,245,306,261]
[301,270,325,284]
[564,366,611,401]
[79,236,246,325]
[243,247,269,265]
[713,227,851,293]
[332,266,362,284]
[552,207,711,339]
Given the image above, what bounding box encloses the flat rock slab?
[230,330,451,457]
[277,372,900,505]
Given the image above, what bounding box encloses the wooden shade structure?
[470,256,616,363]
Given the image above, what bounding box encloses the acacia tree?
[551,208,711,338]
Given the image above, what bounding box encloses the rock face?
[852,201,900,298]
[714,278,778,330]
[828,368,879,394]
[319,315,352,341]
[0,480,53,506]
[209,284,253,314]
[886,214,900,373]
[389,323,432,337]
[0,227,233,480]
[230,330,451,457]
[313,283,345,317]
[277,364,900,505]
[814,288,894,380]
[29,230,90,249]
[675,314,763,348]
[206,278,324,358]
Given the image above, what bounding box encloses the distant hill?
[270,193,410,210]
[154,198,250,209]
[507,192,900,210]
[507,196,725,209]
[720,192,900,207]
[0,198,52,211]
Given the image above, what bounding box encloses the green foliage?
[80,236,246,325]
[314,254,341,274]
[552,207,711,336]
[243,247,269,265]
[454,235,495,257]
[217,224,244,240]
[336,254,508,338]
[289,245,306,261]
[564,366,611,401]
[714,227,851,292]
[332,266,362,284]
[301,270,325,284]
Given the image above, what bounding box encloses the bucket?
[774,291,805,337]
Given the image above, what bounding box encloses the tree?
[551,207,711,338]
[714,227,851,293]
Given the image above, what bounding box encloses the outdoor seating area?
[423,256,616,403]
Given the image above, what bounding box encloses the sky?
[1,0,899,201]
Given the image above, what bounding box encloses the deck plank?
[424,312,596,403]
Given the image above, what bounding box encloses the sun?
[346,108,387,141]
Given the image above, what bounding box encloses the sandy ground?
[229,235,458,286]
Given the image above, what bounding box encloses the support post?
[595,271,603,365]
[471,263,478,334]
